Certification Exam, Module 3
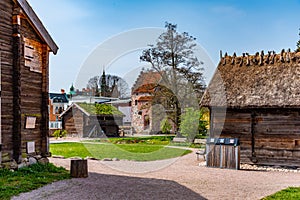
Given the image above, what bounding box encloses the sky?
[27,0,300,93]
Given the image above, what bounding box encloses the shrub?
[160,118,172,134]
[52,129,68,139]
[180,108,208,141]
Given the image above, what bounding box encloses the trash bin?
[206,138,240,170]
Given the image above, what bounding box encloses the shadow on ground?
[13,172,206,200]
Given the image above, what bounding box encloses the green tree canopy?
[180,107,208,141]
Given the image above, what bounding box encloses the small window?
[55,107,58,114]
[58,107,63,114]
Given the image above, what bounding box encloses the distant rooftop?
[49,93,69,103]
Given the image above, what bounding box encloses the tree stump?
[70,159,88,178]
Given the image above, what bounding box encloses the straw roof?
[201,51,300,108]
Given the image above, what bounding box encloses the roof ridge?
[16,0,58,54]
[220,49,300,67]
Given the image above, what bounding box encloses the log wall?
[0,0,14,163]
[63,107,84,137]
[62,106,122,138]
[210,108,300,167]
[0,0,50,164]
[20,17,48,158]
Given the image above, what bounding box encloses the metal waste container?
[206,138,240,170]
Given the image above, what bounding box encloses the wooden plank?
[210,108,300,167]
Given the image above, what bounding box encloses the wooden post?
[70,159,88,178]
[40,44,49,157]
[12,8,22,163]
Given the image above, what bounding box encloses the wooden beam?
[12,10,22,163]
[40,44,49,156]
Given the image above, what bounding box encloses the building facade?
[49,90,69,133]
[201,50,300,167]
[60,103,123,138]
[131,71,162,134]
[0,0,58,167]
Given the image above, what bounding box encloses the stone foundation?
[1,156,49,170]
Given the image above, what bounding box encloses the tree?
[99,73,130,98]
[140,22,206,133]
[87,76,100,96]
[297,28,300,52]
[180,107,208,142]
[160,117,172,134]
[87,72,130,98]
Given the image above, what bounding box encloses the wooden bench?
[196,149,206,161]
[193,139,206,144]
[172,137,187,143]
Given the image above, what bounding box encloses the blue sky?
[27,0,300,92]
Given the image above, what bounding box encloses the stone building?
[131,71,162,134]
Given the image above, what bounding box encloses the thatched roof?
[201,50,300,108]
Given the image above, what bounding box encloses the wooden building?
[201,50,300,167]
[0,0,58,167]
[60,103,124,138]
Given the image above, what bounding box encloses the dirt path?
[13,150,300,200]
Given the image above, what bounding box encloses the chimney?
[61,89,65,94]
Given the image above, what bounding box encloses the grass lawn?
[50,142,192,161]
[83,136,205,148]
[0,163,70,200]
[262,187,300,200]
[85,136,174,145]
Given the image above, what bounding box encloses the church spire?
[100,67,107,97]
[69,83,76,98]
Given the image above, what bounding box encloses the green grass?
[0,163,70,200]
[84,136,205,148]
[84,136,175,145]
[262,187,300,200]
[50,142,192,161]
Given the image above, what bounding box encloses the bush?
[52,129,68,139]
[180,108,208,141]
[160,118,172,134]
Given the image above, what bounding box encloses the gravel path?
[13,149,300,200]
